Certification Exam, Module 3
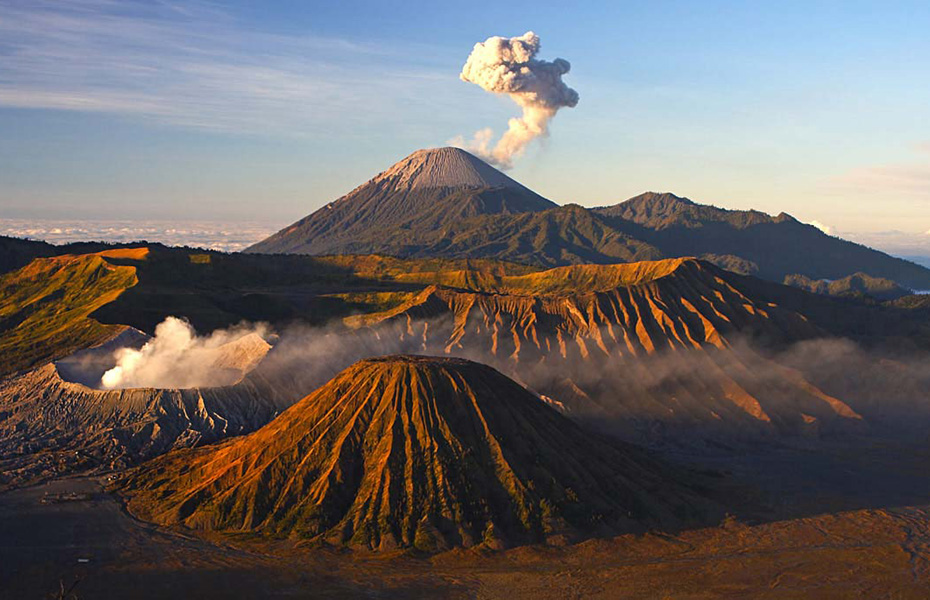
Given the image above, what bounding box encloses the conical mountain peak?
[373,147,527,191]
[245,147,555,255]
[121,355,719,551]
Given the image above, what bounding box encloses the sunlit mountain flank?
[3,3,930,598]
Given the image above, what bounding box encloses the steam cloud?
[261,318,930,444]
[91,312,930,443]
[455,31,579,169]
[100,317,271,389]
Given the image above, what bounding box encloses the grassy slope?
[0,248,146,377]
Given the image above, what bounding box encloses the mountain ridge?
[246,150,930,290]
[345,256,870,444]
[593,191,795,229]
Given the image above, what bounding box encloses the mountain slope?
[246,147,930,289]
[783,272,910,301]
[595,192,782,229]
[403,204,663,267]
[121,356,721,551]
[246,147,556,255]
[350,258,866,443]
[594,192,930,288]
[0,248,146,378]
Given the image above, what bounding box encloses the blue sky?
[1,0,928,251]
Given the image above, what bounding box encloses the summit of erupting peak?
[372,147,528,191]
[245,147,555,256]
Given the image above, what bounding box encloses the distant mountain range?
[246,147,930,290]
[783,272,910,301]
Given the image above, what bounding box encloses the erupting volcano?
[245,147,555,256]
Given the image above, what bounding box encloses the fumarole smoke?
[100,317,271,389]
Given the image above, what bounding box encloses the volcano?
[0,326,295,490]
[121,356,720,551]
[245,148,930,290]
[246,147,555,255]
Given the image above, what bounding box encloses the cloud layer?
[0,218,275,252]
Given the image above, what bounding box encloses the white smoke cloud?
[455,31,579,169]
[100,317,271,389]
[808,220,834,235]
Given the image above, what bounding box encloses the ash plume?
[455,31,579,169]
[100,316,270,389]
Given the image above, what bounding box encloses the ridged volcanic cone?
[121,355,719,551]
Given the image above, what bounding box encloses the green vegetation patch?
[0,253,140,377]
[189,253,212,265]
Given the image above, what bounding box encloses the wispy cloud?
[845,228,930,259]
[0,0,448,135]
[832,142,930,198]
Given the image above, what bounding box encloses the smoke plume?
[100,316,271,389]
[456,31,579,169]
[91,313,930,443]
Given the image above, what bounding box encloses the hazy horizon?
[6,211,930,264]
